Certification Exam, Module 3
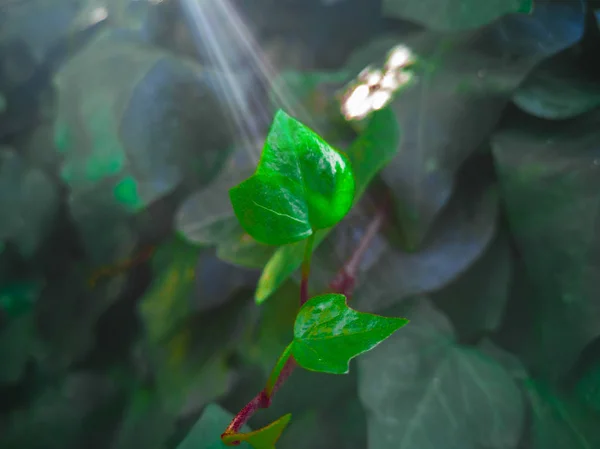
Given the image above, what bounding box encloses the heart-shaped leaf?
[230,109,355,246]
[358,299,525,449]
[255,106,400,303]
[291,294,408,374]
[512,48,600,120]
[222,414,292,449]
[491,109,600,379]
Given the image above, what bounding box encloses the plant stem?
[329,206,386,298]
[222,209,384,440]
[300,233,315,305]
[265,343,293,397]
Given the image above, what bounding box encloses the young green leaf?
[254,107,401,303]
[221,414,292,449]
[291,294,408,374]
[230,110,355,246]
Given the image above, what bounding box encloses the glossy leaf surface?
[292,294,408,374]
[222,414,292,449]
[230,109,355,246]
[255,107,400,303]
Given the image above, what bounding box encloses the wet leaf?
[176,403,250,449]
[222,414,291,449]
[513,48,600,120]
[526,381,600,449]
[382,0,532,31]
[230,109,355,245]
[255,107,400,303]
[292,293,408,374]
[358,299,525,449]
[491,109,600,379]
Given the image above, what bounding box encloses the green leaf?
[176,146,257,246]
[526,381,600,449]
[0,149,59,258]
[381,0,533,31]
[575,358,600,414]
[491,109,600,379]
[230,109,355,246]
[255,107,400,303]
[432,231,512,341]
[291,294,408,374]
[358,299,525,449]
[350,172,498,313]
[55,29,233,210]
[176,404,251,449]
[222,414,292,449]
[513,48,600,120]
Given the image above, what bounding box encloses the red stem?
[223,208,386,440]
[329,207,386,298]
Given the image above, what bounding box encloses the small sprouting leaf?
[222,414,292,449]
[229,110,355,246]
[255,107,400,304]
[291,294,408,374]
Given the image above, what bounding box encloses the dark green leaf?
[575,358,600,414]
[176,403,250,449]
[382,0,532,31]
[215,224,277,269]
[55,29,233,211]
[432,231,512,340]
[222,414,291,449]
[0,372,120,449]
[358,299,525,449]
[0,150,59,258]
[292,294,408,374]
[230,110,355,245]
[513,49,600,120]
[351,177,499,313]
[176,146,257,246]
[526,381,600,449]
[491,110,600,379]
[255,106,400,303]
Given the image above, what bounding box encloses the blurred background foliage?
[1,0,600,448]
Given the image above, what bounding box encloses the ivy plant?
[220,110,409,448]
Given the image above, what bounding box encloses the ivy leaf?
[526,381,600,449]
[291,294,408,374]
[222,414,292,449]
[381,0,532,31]
[358,299,525,449]
[513,48,600,120]
[255,107,400,303]
[491,109,600,379]
[230,109,355,246]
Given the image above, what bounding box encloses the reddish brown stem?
[223,208,385,440]
[329,207,386,298]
